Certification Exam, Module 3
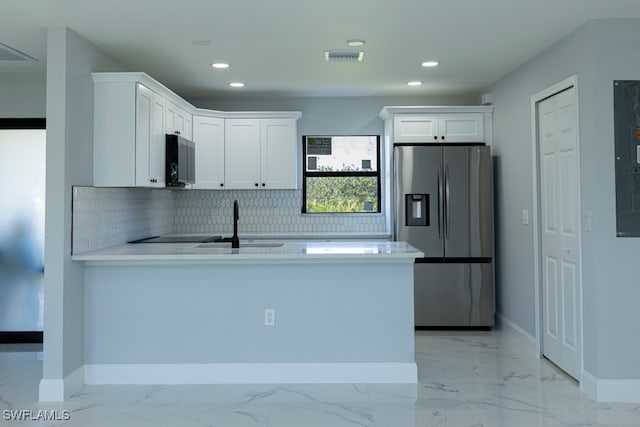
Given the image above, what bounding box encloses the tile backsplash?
[174,190,387,235]
[72,187,387,253]
[72,187,174,254]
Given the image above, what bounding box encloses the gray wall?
[491,19,640,380]
[0,72,46,117]
[84,263,414,364]
[43,27,127,384]
[189,94,478,137]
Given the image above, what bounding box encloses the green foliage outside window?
[306,176,378,213]
[303,135,380,213]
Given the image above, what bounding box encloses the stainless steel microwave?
[165,134,195,187]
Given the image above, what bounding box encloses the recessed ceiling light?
[421,60,439,67]
[407,81,423,86]
[229,82,245,88]
[211,62,229,69]
[346,39,365,47]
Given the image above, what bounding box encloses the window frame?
[301,134,382,214]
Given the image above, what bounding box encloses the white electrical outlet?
[585,210,593,231]
[264,309,275,326]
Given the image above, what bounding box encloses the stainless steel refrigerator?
[393,144,494,327]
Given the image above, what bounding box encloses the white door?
[393,114,439,142]
[135,83,165,187]
[438,113,484,142]
[225,118,261,189]
[261,118,298,189]
[538,87,581,379]
[192,116,225,189]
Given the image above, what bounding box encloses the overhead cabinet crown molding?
[91,72,300,188]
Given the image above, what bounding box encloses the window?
[302,135,381,213]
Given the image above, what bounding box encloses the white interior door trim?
[530,75,584,377]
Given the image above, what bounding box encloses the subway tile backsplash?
[72,188,387,253]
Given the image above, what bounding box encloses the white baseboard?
[38,365,85,402]
[582,371,640,403]
[495,312,537,356]
[84,362,417,385]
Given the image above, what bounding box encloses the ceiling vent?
[0,42,37,62]
[324,50,364,62]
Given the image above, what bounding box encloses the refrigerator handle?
[437,168,442,239]
[445,164,451,239]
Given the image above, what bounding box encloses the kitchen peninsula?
[73,240,422,385]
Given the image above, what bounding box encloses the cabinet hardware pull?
[433,136,438,140]
[262,183,266,187]
[255,183,259,187]
[220,183,224,187]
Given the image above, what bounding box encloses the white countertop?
[72,240,423,265]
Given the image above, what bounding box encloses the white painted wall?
[491,19,640,381]
[0,72,46,117]
[42,27,127,400]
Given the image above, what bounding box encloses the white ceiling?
[2,0,640,98]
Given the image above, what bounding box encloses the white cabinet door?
[393,115,439,142]
[225,119,261,189]
[261,118,298,189]
[192,116,225,189]
[438,113,484,142]
[135,83,165,187]
[183,114,192,140]
[394,113,484,143]
[166,101,192,139]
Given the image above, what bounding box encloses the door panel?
[414,263,493,327]
[438,113,484,142]
[443,146,493,258]
[393,115,438,142]
[539,86,581,380]
[394,146,443,257]
[562,260,578,350]
[225,119,260,189]
[545,255,559,339]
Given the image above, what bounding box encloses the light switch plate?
[521,209,529,225]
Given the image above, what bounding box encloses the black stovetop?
[128,235,221,244]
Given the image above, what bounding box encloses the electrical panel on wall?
[613,80,640,237]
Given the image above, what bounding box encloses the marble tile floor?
[1,331,640,426]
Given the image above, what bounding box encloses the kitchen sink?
[195,242,285,249]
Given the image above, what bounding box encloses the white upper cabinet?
[393,115,439,142]
[260,118,298,189]
[225,119,261,189]
[437,113,484,142]
[92,73,300,189]
[166,101,192,140]
[225,118,298,190]
[93,76,166,187]
[393,112,485,143]
[192,116,225,189]
[135,84,166,187]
